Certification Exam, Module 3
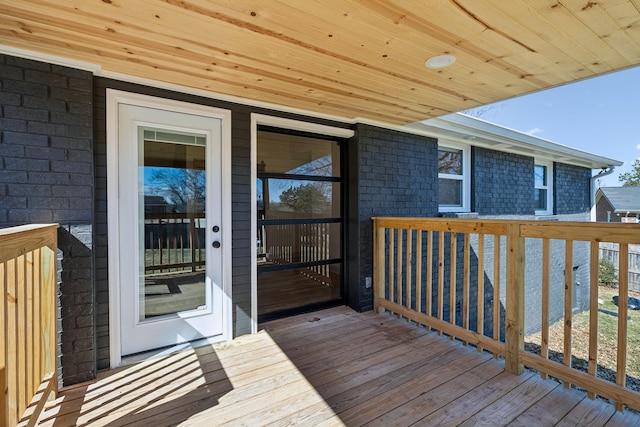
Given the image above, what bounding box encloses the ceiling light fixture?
[425,54,456,69]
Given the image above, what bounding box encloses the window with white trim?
[534,160,553,215]
[438,142,470,212]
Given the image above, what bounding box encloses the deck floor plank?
[94,314,432,426]
[358,359,507,427]
[507,383,586,427]
[35,307,640,427]
[331,356,502,426]
[456,375,559,426]
[414,370,536,426]
[268,338,469,426]
[605,409,640,427]
[555,396,617,426]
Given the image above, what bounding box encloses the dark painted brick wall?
[0,54,95,386]
[472,147,533,215]
[554,162,591,214]
[349,124,438,311]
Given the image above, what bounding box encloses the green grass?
[527,286,640,382]
[578,287,640,377]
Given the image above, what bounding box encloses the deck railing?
[0,224,59,427]
[144,213,205,274]
[259,211,334,283]
[373,217,640,411]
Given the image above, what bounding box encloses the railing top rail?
[372,217,509,234]
[0,223,59,264]
[0,223,59,237]
[144,212,204,220]
[519,223,640,244]
[372,217,640,244]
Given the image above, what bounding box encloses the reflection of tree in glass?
[279,183,330,213]
[535,165,546,186]
[270,154,333,196]
[289,154,332,176]
[438,150,462,175]
[268,153,335,205]
[148,168,205,213]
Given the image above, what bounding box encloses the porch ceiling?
[1,1,640,125]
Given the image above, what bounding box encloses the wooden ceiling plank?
[0,3,473,116]
[559,0,640,65]
[15,0,493,109]
[598,0,640,28]
[2,0,639,125]
[519,0,631,72]
[164,0,514,103]
[134,0,542,104]
[455,0,610,79]
[108,57,426,123]
[339,0,558,92]
[0,24,432,124]
[304,0,552,90]
[3,2,560,113]
[347,0,557,87]
[420,0,595,82]
[243,0,549,104]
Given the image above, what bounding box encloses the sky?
[464,65,640,188]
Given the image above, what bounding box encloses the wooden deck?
[37,307,640,426]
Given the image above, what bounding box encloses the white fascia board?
[0,45,101,72]
[408,113,623,170]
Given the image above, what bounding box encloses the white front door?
[110,94,230,359]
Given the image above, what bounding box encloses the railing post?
[505,223,525,374]
[373,219,385,314]
[0,224,58,427]
[189,216,197,272]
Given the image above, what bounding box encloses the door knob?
[212,241,221,248]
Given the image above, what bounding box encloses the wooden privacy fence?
[599,242,640,293]
[373,217,640,411]
[0,224,58,427]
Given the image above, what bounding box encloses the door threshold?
[120,335,225,367]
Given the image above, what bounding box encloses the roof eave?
[405,113,623,170]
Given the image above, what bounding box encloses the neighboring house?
[0,3,631,390]
[143,195,171,213]
[596,187,640,223]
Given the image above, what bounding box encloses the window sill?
[440,212,479,219]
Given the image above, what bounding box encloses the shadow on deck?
[36,307,640,426]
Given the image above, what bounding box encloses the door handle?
[212,241,221,248]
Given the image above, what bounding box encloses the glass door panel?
[117,101,224,357]
[139,130,207,320]
[257,129,343,320]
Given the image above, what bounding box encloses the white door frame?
[107,89,232,367]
